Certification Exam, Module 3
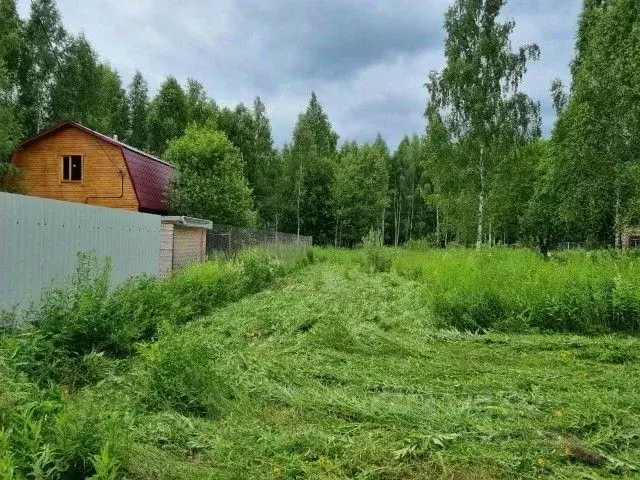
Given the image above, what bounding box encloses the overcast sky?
[17,0,582,149]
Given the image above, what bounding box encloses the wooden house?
[12,121,174,214]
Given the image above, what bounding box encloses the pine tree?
[283,92,338,244]
[128,71,149,150]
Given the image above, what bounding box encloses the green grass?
[3,248,640,479]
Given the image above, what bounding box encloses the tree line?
[1,0,639,249]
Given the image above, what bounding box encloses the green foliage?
[0,0,22,164]
[127,71,149,150]
[426,0,541,247]
[281,92,339,245]
[184,78,216,127]
[392,248,640,335]
[390,134,431,245]
[48,35,130,140]
[0,352,131,479]
[360,229,393,273]
[88,443,120,480]
[0,0,21,83]
[32,252,112,354]
[148,76,188,155]
[0,161,23,193]
[166,124,257,227]
[139,328,242,417]
[212,98,280,227]
[550,0,640,246]
[18,0,67,137]
[334,140,389,246]
[237,249,286,294]
[49,34,101,126]
[4,248,640,478]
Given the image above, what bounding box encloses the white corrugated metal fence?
[0,192,161,309]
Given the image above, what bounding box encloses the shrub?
[4,247,311,390]
[433,290,512,333]
[100,276,167,355]
[162,260,245,325]
[237,249,285,294]
[403,237,437,251]
[361,229,393,273]
[33,252,112,356]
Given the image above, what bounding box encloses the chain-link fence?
[206,224,312,257]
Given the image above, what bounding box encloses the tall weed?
[138,327,242,418]
[361,229,393,273]
[395,248,640,335]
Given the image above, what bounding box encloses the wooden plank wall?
[13,126,139,211]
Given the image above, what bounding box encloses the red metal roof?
[18,121,174,213]
[121,147,173,212]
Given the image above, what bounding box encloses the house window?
[62,155,82,181]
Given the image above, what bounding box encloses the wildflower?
[554,409,563,417]
[537,458,548,467]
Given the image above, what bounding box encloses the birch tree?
[18,0,66,136]
[426,0,540,247]
[552,0,640,246]
[0,0,22,163]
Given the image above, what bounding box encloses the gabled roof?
[18,121,174,213]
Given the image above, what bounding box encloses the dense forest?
[1,0,639,248]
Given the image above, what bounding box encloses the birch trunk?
[476,147,485,249]
[435,205,440,247]
[614,185,621,249]
[488,219,492,246]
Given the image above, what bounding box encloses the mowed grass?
[3,248,640,479]
[116,255,640,479]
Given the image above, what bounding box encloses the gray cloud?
[17,0,582,148]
